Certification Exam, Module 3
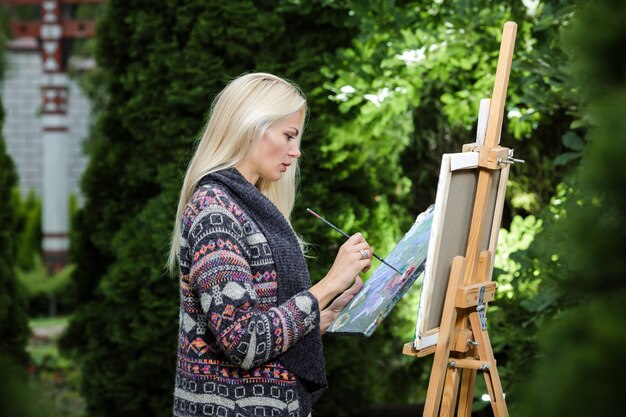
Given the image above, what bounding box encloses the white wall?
[2,47,92,206]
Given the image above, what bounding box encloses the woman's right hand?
[325,232,372,294]
[309,232,372,310]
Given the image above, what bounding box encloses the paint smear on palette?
[328,204,435,336]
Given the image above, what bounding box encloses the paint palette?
[327,205,434,336]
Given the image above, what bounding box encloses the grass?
[29,315,71,329]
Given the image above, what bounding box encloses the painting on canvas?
[327,205,435,336]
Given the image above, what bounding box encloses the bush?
[17,256,76,317]
[0,98,31,367]
[14,189,42,271]
[514,1,626,415]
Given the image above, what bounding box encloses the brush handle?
[372,253,403,275]
[306,208,402,275]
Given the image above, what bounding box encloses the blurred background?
[1,1,624,416]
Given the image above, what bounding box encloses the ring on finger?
[359,249,369,260]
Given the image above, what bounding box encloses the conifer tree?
[0,90,30,367]
[515,1,626,415]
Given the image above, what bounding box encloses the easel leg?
[457,369,476,417]
[422,257,467,417]
[469,313,509,417]
[440,366,461,417]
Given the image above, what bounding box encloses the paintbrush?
[306,208,403,275]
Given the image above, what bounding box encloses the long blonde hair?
[166,72,308,275]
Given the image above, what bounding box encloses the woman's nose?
[289,143,301,159]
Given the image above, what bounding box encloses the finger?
[348,276,363,293]
[352,242,370,251]
[338,280,362,302]
[360,258,372,273]
[341,234,363,253]
[357,242,372,257]
[349,232,364,244]
[365,242,374,253]
[352,243,372,260]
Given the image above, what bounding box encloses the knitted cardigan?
[173,168,327,417]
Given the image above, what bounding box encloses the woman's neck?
[234,163,259,185]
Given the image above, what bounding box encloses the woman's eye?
[285,134,295,141]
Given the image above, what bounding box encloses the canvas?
[327,205,435,336]
[413,152,509,350]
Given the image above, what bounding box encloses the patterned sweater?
[173,184,320,417]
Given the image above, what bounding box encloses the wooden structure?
[4,0,105,273]
[403,22,519,417]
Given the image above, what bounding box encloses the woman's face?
[245,110,303,183]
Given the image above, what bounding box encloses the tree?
[0,17,31,365]
[514,1,626,415]
[318,0,579,411]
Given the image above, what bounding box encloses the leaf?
[562,131,584,151]
[520,285,560,313]
[553,151,582,167]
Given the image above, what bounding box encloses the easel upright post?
[403,22,518,417]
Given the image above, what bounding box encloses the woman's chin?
[261,172,282,182]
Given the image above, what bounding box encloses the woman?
[167,72,372,417]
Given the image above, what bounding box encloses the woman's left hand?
[319,277,363,334]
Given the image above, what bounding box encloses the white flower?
[364,87,392,107]
[428,41,447,53]
[340,85,356,94]
[522,0,541,17]
[396,46,426,64]
[507,109,522,119]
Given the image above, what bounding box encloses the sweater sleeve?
[187,199,319,370]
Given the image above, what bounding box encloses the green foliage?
[17,258,74,296]
[0,354,61,417]
[0,96,31,368]
[14,189,42,271]
[494,214,544,300]
[501,1,626,414]
[1,4,32,367]
[315,0,581,409]
[0,5,6,72]
[553,131,584,167]
[27,316,86,417]
[322,0,578,219]
[16,256,76,316]
[489,186,570,399]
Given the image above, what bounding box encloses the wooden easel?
[403,22,518,417]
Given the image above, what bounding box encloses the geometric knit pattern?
[173,185,318,417]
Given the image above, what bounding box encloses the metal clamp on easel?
[498,149,525,165]
[477,286,488,331]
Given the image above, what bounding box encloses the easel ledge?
[403,21,518,417]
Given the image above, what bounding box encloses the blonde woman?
[168,72,372,417]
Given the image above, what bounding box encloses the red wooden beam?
[1,0,41,4]
[9,21,39,37]
[10,20,97,38]
[2,0,106,5]
[62,20,96,37]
